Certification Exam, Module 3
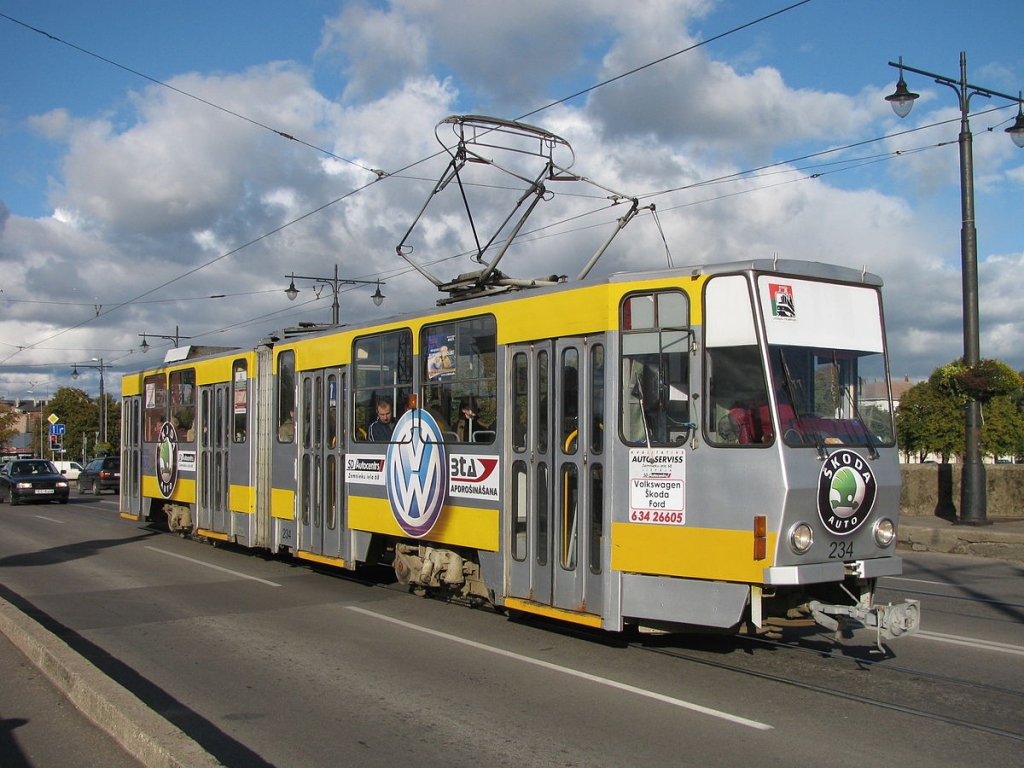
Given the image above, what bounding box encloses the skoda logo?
[385,409,447,538]
[156,421,179,498]
[817,448,876,536]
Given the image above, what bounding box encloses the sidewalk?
[0,597,221,768]
[0,630,143,767]
[898,514,1024,562]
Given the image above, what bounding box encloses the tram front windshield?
[767,345,895,447]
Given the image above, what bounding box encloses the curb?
[0,597,221,768]
[899,523,1024,562]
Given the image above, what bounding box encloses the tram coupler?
[808,598,921,651]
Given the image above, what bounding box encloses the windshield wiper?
[778,349,827,460]
[833,352,879,459]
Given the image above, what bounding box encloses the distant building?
[1,397,44,460]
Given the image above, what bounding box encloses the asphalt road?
[1,496,1022,767]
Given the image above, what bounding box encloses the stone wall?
[900,463,1024,519]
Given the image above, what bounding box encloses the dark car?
[78,456,121,495]
[0,459,71,505]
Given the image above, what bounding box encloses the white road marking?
[34,516,66,524]
[882,576,950,587]
[145,546,282,587]
[914,630,1024,657]
[347,606,773,730]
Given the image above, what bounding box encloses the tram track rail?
[633,633,1024,742]
[136,525,1024,743]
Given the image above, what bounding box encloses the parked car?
[78,456,121,495]
[0,459,71,505]
[52,460,85,481]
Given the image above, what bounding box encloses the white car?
[52,461,84,481]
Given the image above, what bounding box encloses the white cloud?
[1,1,1021,394]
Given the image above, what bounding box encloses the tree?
[980,395,1024,461]
[0,402,19,448]
[896,379,962,462]
[41,387,93,461]
[42,387,121,461]
[896,359,1024,463]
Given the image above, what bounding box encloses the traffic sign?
[49,423,66,436]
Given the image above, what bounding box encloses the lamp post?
[285,264,385,325]
[139,326,191,353]
[71,357,110,446]
[886,53,1024,526]
[26,385,47,459]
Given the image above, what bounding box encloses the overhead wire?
[6,0,1008,374]
[0,11,385,179]
[0,2,819,364]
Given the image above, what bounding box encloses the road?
[1,495,1021,766]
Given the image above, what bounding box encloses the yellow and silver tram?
[120,258,920,642]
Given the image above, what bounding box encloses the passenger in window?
[278,410,295,442]
[423,398,450,433]
[455,396,491,442]
[369,397,395,442]
[718,401,756,444]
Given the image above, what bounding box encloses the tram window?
[590,344,605,455]
[537,350,549,453]
[326,454,337,530]
[420,315,496,443]
[215,386,226,448]
[200,389,210,449]
[277,350,296,443]
[131,398,140,445]
[169,369,196,441]
[327,374,339,449]
[232,360,247,443]
[561,348,579,455]
[313,375,323,448]
[536,463,549,567]
[512,353,528,452]
[302,377,313,449]
[511,461,528,561]
[707,345,769,446]
[589,464,603,575]
[143,374,167,442]
[301,453,311,526]
[353,329,413,442]
[704,274,769,447]
[560,462,578,571]
[620,290,691,446]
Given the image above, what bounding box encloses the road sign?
[48,413,59,425]
[49,423,66,436]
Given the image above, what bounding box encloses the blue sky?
[1,0,1023,402]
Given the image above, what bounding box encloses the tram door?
[507,337,604,615]
[121,395,143,517]
[298,370,346,558]
[198,383,231,534]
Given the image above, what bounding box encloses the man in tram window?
[368,397,395,442]
[455,395,492,442]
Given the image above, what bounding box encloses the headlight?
[56,481,68,488]
[873,518,896,547]
[16,482,32,489]
[789,523,814,554]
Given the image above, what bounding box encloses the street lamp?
[284,264,385,325]
[139,325,191,353]
[886,53,1024,526]
[71,357,110,446]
